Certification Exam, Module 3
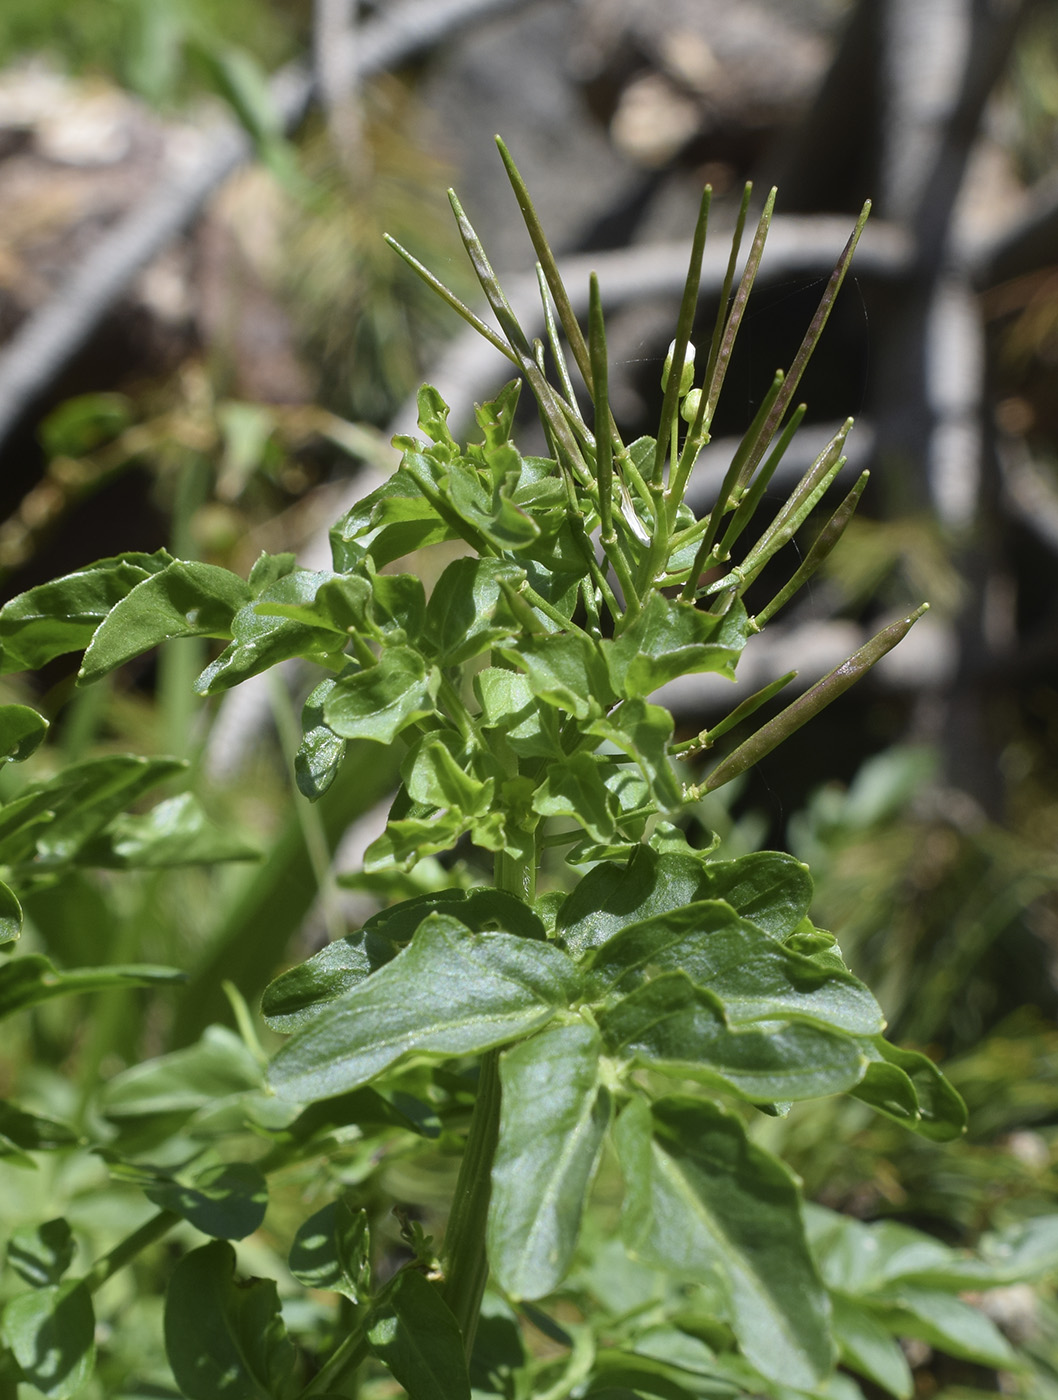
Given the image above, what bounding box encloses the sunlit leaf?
[489,1020,610,1299]
[268,914,579,1102]
[600,972,866,1101]
[323,647,439,744]
[850,1038,967,1140]
[79,561,251,682]
[0,1281,95,1399]
[0,551,173,674]
[615,1096,833,1390]
[586,900,883,1035]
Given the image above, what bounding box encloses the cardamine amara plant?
[1,141,1052,1400]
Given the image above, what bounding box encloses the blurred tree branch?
[0,0,533,451]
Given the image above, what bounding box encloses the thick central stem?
[439,831,536,1355]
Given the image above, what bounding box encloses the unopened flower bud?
[662,339,696,395]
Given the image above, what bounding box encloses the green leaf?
[416,383,460,450]
[366,887,546,945]
[40,391,133,456]
[0,550,173,673]
[424,557,523,665]
[403,733,496,818]
[252,569,367,633]
[586,900,883,1035]
[295,679,348,800]
[330,463,456,570]
[196,571,348,694]
[864,1286,1017,1370]
[0,1280,95,1399]
[369,570,428,643]
[261,928,397,1032]
[0,704,48,762]
[268,914,579,1102]
[976,1214,1058,1283]
[367,1268,471,1400]
[164,1240,297,1400]
[600,972,866,1102]
[614,1096,833,1391]
[0,954,184,1021]
[364,808,468,872]
[850,1038,967,1140]
[500,632,614,720]
[7,1219,76,1288]
[700,851,814,940]
[532,754,619,843]
[289,1198,370,1301]
[489,1020,611,1299]
[323,647,439,744]
[268,1086,439,1157]
[457,463,542,553]
[589,699,681,811]
[100,1026,264,1120]
[806,1207,954,1299]
[137,1162,268,1240]
[0,879,22,944]
[263,890,545,1036]
[557,848,711,957]
[78,792,260,868]
[79,561,251,682]
[0,754,186,868]
[889,1213,1058,1290]
[604,592,750,697]
[474,666,562,758]
[475,378,522,446]
[829,1294,912,1400]
[0,1100,79,1158]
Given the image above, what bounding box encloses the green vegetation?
[0,139,1055,1399]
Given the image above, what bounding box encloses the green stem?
[301,1329,369,1397]
[440,837,535,1355]
[439,1048,502,1356]
[83,1209,181,1294]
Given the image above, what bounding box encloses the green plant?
[0,141,1054,1400]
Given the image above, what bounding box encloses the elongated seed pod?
[702,604,928,791]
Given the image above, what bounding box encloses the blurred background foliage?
[2,0,1058,1395]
